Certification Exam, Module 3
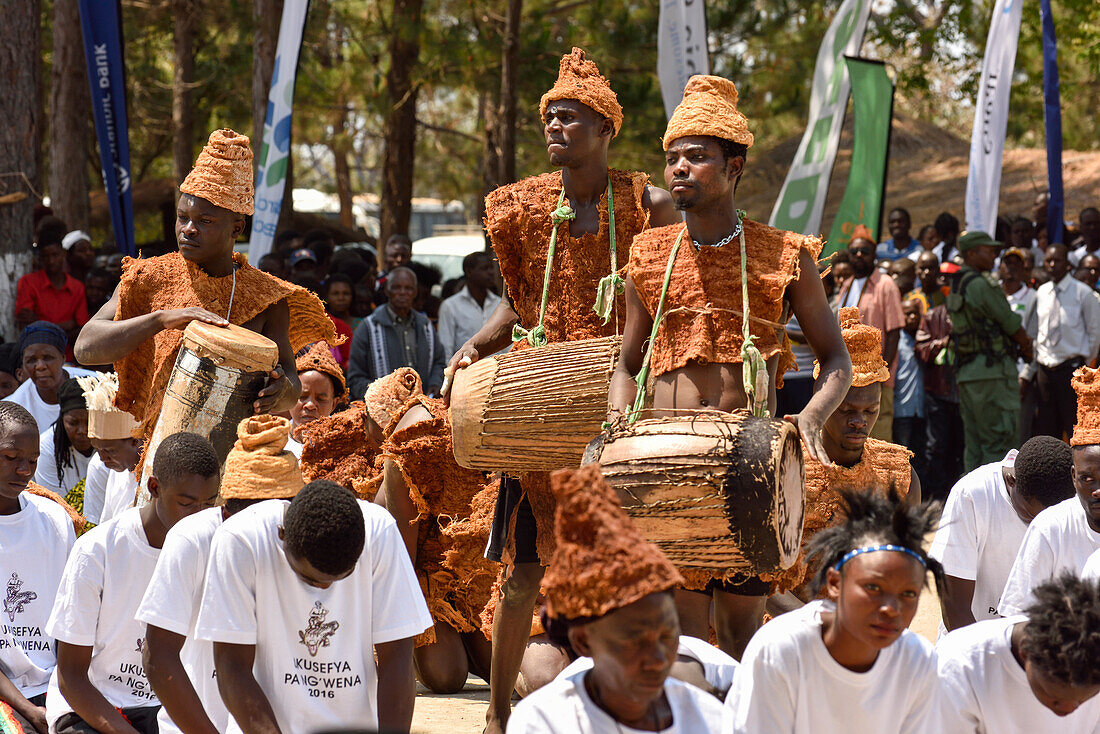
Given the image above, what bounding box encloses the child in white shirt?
[937,572,1100,731]
[137,415,303,734]
[196,479,431,734]
[930,437,1073,632]
[999,442,1100,616]
[45,432,220,734]
[724,489,943,734]
[0,402,77,733]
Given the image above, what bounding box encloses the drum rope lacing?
[512,175,618,347]
[628,212,769,421]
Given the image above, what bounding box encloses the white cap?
[61,230,90,251]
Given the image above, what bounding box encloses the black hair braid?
[53,419,75,489]
[1021,573,1100,688]
[805,487,945,597]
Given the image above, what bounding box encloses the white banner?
[657,0,710,120]
[769,0,872,235]
[249,0,310,263]
[965,0,1023,235]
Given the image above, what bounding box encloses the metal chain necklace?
[226,264,237,321]
[692,215,743,249]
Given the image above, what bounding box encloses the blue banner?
[78,0,135,257]
[1041,0,1064,244]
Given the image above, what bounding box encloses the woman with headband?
[724,489,943,734]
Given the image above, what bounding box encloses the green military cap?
[957,230,1003,253]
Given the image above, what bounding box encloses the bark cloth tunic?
[628,219,823,382]
[298,401,383,500]
[113,252,337,462]
[485,168,650,564]
[762,437,913,593]
[381,396,498,645]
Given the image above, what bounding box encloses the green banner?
[825,57,894,258]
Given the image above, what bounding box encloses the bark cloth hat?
[363,367,422,432]
[179,128,255,216]
[814,307,890,387]
[296,342,346,399]
[539,47,623,138]
[221,415,303,500]
[662,75,754,151]
[543,464,684,621]
[76,372,139,440]
[1071,366,1100,446]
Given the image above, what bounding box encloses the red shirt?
[329,315,353,369]
[15,270,89,326]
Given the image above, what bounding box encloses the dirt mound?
[738,114,1100,236]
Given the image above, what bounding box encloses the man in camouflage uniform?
[948,231,1034,470]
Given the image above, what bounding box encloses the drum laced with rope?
[449,176,626,472]
[139,321,278,497]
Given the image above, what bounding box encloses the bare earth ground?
[411,582,943,733]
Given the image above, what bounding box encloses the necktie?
[1047,285,1062,347]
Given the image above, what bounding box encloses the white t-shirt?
[45,508,160,726]
[285,435,303,460]
[195,499,431,734]
[135,508,228,734]
[1083,548,1100,580]
[34,424,93,496]
[6,380,59,435]
[998,497,1100,616]
[81,454,109,525]
[0,493,76,698]
[509,668,723,734]
[100,466,138,525]
[556,635,739,696]
[936,616,1100,732]
[723,600,940,734]
[929,453,1027,624]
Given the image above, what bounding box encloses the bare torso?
[651,355,780,416]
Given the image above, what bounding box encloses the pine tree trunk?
[172,1,195,186]
[333,106,354,230]
[497,0,522,185]
[379,0,423,244]
[252,0,282,154]
[48,0,91,231]
[0,0,40,341]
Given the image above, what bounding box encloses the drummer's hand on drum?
[157,307,229,331]
[784,409,831,467]
[441,345,480,405]
[254,366,293,414]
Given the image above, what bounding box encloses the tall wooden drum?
[592,410,805,575]
[140,321,279,493]
[449,337,621,472]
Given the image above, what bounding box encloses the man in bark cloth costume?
[766,307,921,604]
[441,48,680,732]
[74,129,337,477]
[608,75,852,658]
[378,391,499,695]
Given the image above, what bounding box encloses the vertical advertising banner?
[769,0,872,236]
[825,57,894,258]
[657,0,710,120]
[1040,0,1065,244]
[249,0,311,262]
[78,0,135,256]
[964,0,1023,236]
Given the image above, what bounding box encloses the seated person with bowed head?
[1000,365,1100,617]
[724,489,943,734]
[45,432,220,734]
[931,436,1074,633]
[195,480,432,733]
[937,573,1100,731]
[507,465,723,733]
